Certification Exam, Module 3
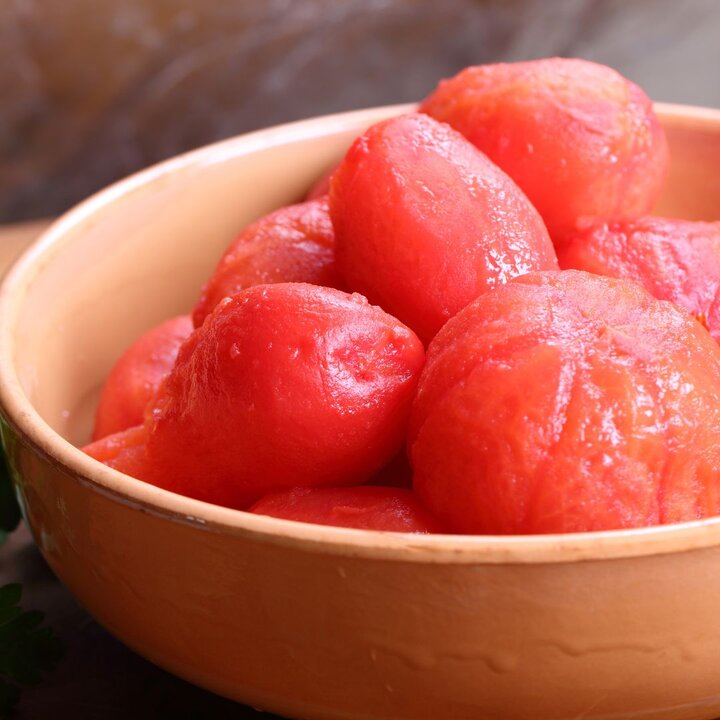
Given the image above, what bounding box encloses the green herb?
[0,446,21,544]
[0,439,63,716]
[0,584,64,716]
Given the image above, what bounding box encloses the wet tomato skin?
[83,424,151,480]
[330,112,557,344]
[147,283,425,509]
[410,270,720,534]
[92,315,193,441]
[250,485,444,533]
[559,216,720,341]
[420,58,669,242]
[193,197,340,328]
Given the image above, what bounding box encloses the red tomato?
[558,217,720,341]
[193,197,340,327]
[83,425,150,480]
[92,315,193,441]
[410,270,720,534]
[421,58,669,242]
[146,283,425,509]
[250,486,443,533]
[330,112,556,344]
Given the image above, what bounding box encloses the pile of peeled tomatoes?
[84,58,720,535]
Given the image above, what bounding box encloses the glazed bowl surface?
[2,103,720,720]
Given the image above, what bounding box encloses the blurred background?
[2,0,720,225]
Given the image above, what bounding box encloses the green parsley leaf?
[0,584,64,716]
[0,434,21,544]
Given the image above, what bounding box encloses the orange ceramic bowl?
[2,104,720,720]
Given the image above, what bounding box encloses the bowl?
[2,103,720,720]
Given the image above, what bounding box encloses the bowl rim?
[3,101,720,565]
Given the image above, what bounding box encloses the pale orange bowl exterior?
[2,104,720,720]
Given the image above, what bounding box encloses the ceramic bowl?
[2,104,720,720]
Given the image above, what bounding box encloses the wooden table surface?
[0,221,277,719]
